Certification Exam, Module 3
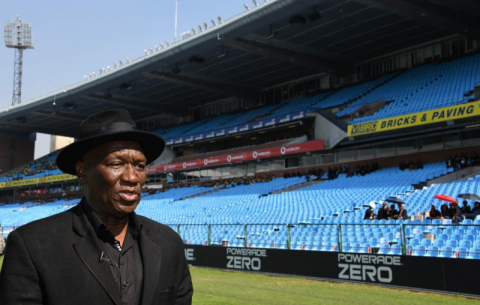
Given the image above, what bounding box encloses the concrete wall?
[312,113,346,149]
[0,138,35,174]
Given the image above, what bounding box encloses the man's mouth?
[119,191,138,202]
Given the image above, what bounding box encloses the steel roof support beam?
[32,111,85,122]
[143,71,260,101]
[0,123,76,137]
[83,95,185,116]
[223,38,353,76]
[372,0,480,40]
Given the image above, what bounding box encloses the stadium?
[1,0,480,303]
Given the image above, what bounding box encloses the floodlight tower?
[4,16,34,106]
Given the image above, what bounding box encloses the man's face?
[77,141,147,218]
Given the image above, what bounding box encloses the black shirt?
[83,201,143,305]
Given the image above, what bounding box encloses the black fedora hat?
[56,109,165,175]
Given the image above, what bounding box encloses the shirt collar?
[82,198,143,240]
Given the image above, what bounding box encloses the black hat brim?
[56,130,165,175]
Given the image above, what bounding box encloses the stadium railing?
[160,223,480,259]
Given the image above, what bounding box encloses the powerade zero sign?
[338,254,401,283]
[226,248,267,271]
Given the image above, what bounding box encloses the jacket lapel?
[138,227,162,305]
[72,203,122,305]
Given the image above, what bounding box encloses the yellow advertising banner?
[348,102,480,137]
[0,174,77,189]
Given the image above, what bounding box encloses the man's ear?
[76,160,87,184]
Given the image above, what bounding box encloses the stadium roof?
[1,0,479,139]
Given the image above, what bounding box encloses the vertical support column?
[402,224,407,255]
[286,224,291,250]
[244,224,248,248]
[208,224,212,246]
[337,224,343,252]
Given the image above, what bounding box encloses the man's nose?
[121,164,139,184]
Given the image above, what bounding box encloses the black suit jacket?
[0,200,193,305]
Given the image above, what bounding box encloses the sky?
[0,0,255,158]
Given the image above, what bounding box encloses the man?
[364,202,376,220]
[450,202,463,224]
[460,200,472,214]
[389,204,399,219]
[377,202,387,220]
[428,205,441,219]
[0,110,193,304]
[466,201,480,220]
[398,204,409,220]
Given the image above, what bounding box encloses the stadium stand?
[346,54,480,123]
[0,152,61,182]
[150,53,480,143]
[3,161,480,260]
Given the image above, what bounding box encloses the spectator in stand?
[472,152,479,166]
[446,156,453,169]
[461,200,472,214]
[363,202,376,220]
[466,201,480,220]
[377,202,388,220]
[408,160,417,171]
[399,161,406,171]
[428,205,441,219]
[384,205,390,219]
[460,154,467,169]
[441,204,451,218]
[398,204,409,220]
[389,204,399,219]
[450,203,463,223]
[416,159,423,170]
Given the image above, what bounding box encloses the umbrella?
[434,194,457,204]
[458,193,480,201]
[386,197,404,206]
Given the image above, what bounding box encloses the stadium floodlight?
[253,0,259,7]
[160,43,165,49]
[119,60,123,66]
[99,69,103,75]
[149,47,154,53]
[165,40,171,46]
[4,16,34,106]
[155,45,159,51]
[84,75,88,80]
[113,63,117,69]
[198,25,203,32]
[126,57,131,63]
[211,20,217,26]
[192,28,197,35]
[244,4,250,10]
[204,23,208,30]
[144,49,149,55]
[107,66,112,71]
[218,16,223,23]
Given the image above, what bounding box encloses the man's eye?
[109,163,123,167]
[136,164,146,169]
